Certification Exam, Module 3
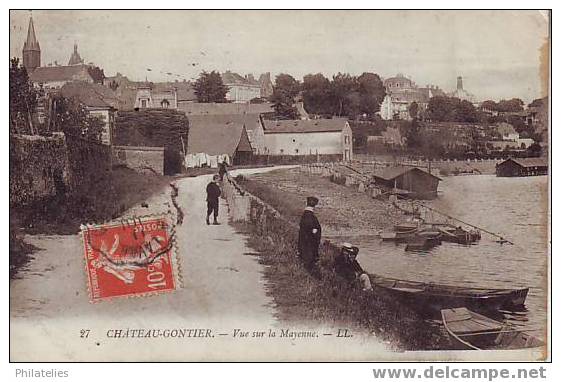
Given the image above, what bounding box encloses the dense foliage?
[193,70,229,103]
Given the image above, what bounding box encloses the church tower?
[68,43,84,65]
[22,16,41,73]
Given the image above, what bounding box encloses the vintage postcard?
[9,9,550,362]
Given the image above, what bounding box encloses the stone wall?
[10,133,113,208]
[113,145,165,175]
[9,133,69,207]
[65,134,113,193]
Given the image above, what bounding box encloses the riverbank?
[232,169,447,350]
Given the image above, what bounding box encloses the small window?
[292,138,296,143]
[295,149,299,154]
[141,99,147,108]
[280,149,284,154]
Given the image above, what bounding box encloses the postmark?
[81,215,179,302]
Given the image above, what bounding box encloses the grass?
[231,176,449,351]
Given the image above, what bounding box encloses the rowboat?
[369,274,529,311]
[394,222,420,232]
[441,307,544,350]
[438,226,481,245]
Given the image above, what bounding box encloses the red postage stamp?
[81,216,179,302]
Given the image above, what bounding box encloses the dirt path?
[10,167,392,361]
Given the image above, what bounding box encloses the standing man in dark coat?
[298,196,322,277]
[206,175,222,225]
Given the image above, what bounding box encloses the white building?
[262,119,353,160]
[221,71,261,103]
[60,81,118,145]
[134,83,178,109]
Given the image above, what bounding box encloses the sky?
[10,10,549,103]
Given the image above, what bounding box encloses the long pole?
[340,163,515,245]
[414,201,514,245]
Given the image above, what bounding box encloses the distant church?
[22,16,105,89]
[22,16,41,72]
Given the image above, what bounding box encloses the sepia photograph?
[8,9,550,363]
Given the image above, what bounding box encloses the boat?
[394,222,420,232]
[380,227,419,242]
[441,307,544,350]
[369,274,529,311]
[438,226,481,245]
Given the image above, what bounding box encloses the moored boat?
[441,307,543,350]
[369,274,529,311]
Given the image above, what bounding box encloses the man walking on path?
[218,160,228,181]
[206,175,222,225]
[298,196,322,278]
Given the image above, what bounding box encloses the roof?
[373,166,442,181]
[60,81,119,109]
[30,65,93,83]
[23,17,40,51]
[501,158,548,168]
[221,71,260,86]
[263,119,349,134]
[187,120,252,156]
[188,114,262,132]
[178,102,273,116]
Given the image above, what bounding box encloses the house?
[134,82,178,109]
[59,81,119,145]
[258,72,274,99]
[380,74,436,120]
[186,119,253,166]
[30,64,101,90]
[372,166,441,199]
[496,158,548,177]
[221,71,261,103]
[262,119,353,160]
[496,122,519,141]
[178,102,274,116]
[187,114,265,154]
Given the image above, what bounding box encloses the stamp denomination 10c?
[81,216,179,302]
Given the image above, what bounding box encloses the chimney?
[457,76,463,91]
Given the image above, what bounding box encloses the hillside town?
[9,11,549,362]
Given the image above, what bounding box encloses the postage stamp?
[81,215,179,302]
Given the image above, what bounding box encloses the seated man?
[334,243,373,291]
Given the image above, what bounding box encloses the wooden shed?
[496,158,548,177]
[372,166,442,199]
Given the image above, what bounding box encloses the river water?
[355,174,548,333]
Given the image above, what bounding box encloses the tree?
[427,96,477,122]
[50,95,105,142]
[356,72,385,116]
[9,58,38,134]
[193,71,228,103]
[455,100,478,122]
[480,100,498,111]
[302,73,331,115]
[497,98,524,112]
[404,119,422,148]
[427,96,456,122]
[270,73,300,119]
[330,73,357,117]
[409,101,419,120]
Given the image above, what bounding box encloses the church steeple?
[68,42,84,66]
[22,16,41,72]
